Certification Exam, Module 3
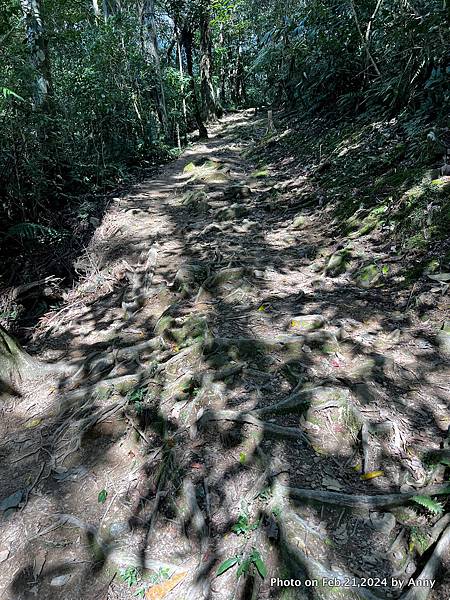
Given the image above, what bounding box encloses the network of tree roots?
[0,113,449,600]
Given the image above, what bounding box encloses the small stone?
[322,476,343,491]
[0,549,9,563]
[109,521,130,538]
[50,575,71,587]
[0,490,23,513]
[355,264,381,288]
[368,512,396,535]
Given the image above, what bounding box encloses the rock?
[171,315,209,347]
[223,183,251,200]
[289,314,325,332]
[181,190,210,213]
[154,315,175,336]
[367,512,396,535]
[215,203,248,221]
[0,490,23,513]
[183,161,196,174]
[322,476,344,491]
[303,387,363,457]
[250,168,268,178]
[109,521,130,538]
[355,264,380,288]
[50,575,71,587]
[173,264,208,297]
[0,548,9,563]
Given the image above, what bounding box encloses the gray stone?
[109,521,130,538]
[50,575,71,587]
[367,512,396,535]
[0,490,23,513]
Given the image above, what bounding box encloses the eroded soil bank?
[0,111,449,600]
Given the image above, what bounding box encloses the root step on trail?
[0,112,449,600]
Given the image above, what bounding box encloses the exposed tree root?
[122,246,158,315]
[400,523,450,600]
[198,409,309,443]
[279,483,450,509]
[183,478,208,552]
[0,324,65,388]
[253,386,350,417]
[277,505,383,600]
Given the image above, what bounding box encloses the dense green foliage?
[0,0,448,268]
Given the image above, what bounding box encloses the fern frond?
[411,495,444,515]
[6,222,59,240]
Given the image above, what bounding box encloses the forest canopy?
[0,0,448,249]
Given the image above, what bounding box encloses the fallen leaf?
[25,418,42,428]
[360,470,384,481]
[146,571,187,599]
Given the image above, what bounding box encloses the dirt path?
[0,111,449,600]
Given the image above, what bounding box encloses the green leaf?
[253,556,267,578]
[98,489,108,504]
[412,495,443,515]
[236,558,251,577]
[1,87,24,101]
[217,556,239,576]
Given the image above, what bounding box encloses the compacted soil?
[0,111,449,600]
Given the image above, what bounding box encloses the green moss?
[183,162,196,173]
[424,259,440,274]
[405,232,427,251]
[154,315,174,335]
[251,168,268,178]
[292,214,305,229]
[325,248,352,276]
[355,263,380,288]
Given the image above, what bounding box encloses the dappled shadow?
[0,111,449,600]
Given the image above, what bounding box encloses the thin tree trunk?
[349,0,382,78]
[92,0,101,18]
[177,37,188,142]
[181,26,208,139]
[141,0,169,139]
[20,0,52,109]
[199,5,217,121]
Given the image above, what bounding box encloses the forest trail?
[1,111,449,600]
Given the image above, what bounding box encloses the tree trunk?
[92,0,101,17]
[20,0,52,109]
[177,38,188,142]
[181,26,208,139]
[199,5,217,121]
[141,0,169,139]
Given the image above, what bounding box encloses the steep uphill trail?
[0,111,449,600]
